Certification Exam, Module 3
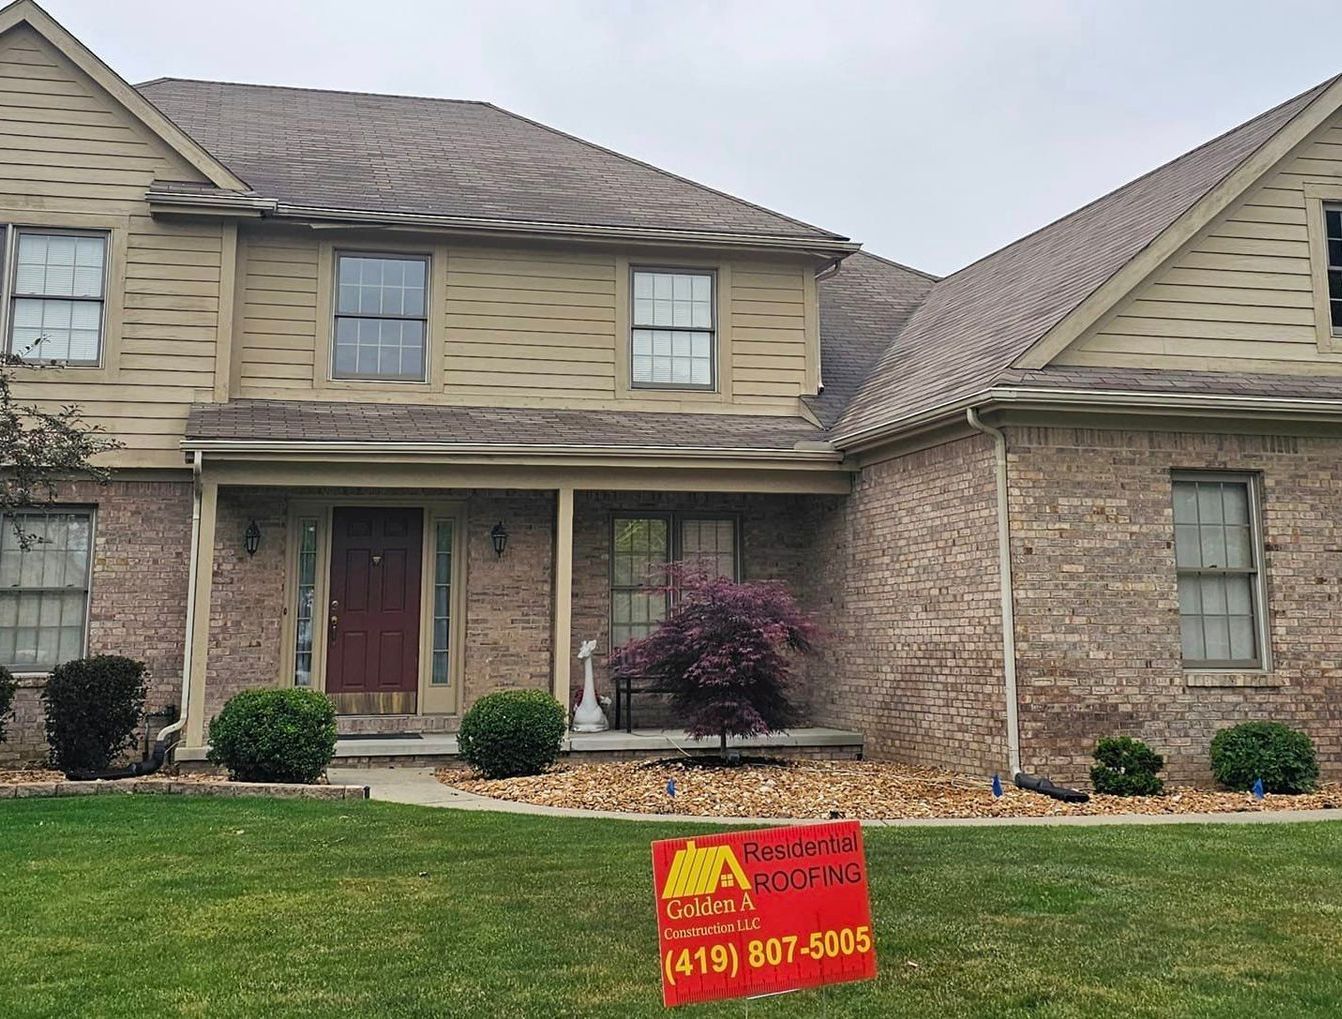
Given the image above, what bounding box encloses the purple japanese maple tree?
[617,567,817,760]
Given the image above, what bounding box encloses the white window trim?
[629,265,718,392]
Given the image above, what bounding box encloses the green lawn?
[3,800,1342,1018]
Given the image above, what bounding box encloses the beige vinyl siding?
[731,265,808,403]
[236,234,816,415]
[0,26,222,466]
[238,234,320,389]
[1057,112,1342,374]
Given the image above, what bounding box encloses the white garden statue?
[572,639,609,732]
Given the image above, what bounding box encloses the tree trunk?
[719,729,728,762]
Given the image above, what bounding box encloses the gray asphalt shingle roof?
[184,400,830,451]
[997,365,1342,401]
[134,78,846,243]
[833,76,1338,442]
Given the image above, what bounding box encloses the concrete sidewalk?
[327,766,1342,829]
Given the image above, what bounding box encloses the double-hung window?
[631,268,715,389]
[0,510,94,671]
[1173,473,1267,669]
[610,513,739,649]
[332,252,429,382]
[1326,208,1342,333]
[5,229,108,364]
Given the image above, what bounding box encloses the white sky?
[44,0,1342,276]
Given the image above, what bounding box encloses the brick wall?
[808,435,1009,775]
[1009,425,1342,786]
[2,477,193,766]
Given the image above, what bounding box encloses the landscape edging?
[0,779,370,800]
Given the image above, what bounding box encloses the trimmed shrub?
[1210,721,1318,794]
[1090,736,1165,796]
[42,655,147,772]
[0,664,15,745]
[208,688,338,784]
[458,689,566,778]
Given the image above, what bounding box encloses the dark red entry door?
[326,507,423,713]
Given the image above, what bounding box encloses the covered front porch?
[174,442,853,757]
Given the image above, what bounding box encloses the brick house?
[1,0,1341,786]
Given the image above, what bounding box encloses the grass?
[3,799,1342,1018]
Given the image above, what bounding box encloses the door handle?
[328,600,339,641]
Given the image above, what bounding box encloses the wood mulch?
[439,759,1342,820]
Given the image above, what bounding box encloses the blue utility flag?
[1252,778,1265,800]
[991,774,1003,798]
[666,779,676,798]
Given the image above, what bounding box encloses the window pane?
[292,519,317,686]
[630,270,713,388]
[431,520,453,685]
[15,232,105,298]
[681,518,738,580]
[611,517,670,648]
[0,511,92,670]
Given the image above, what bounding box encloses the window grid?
[332,253,429,382]
[1327,208,1342,332]
[630,268,715,390]
[610,514,740,652]
[0,510,93,671]
[1173,475,1265,669]
[7,229,107,365]
[431,519,454,686]
[292,519,318,686]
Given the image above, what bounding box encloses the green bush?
[208,688,337,784]
[42,655,147,772]
[1210,721,1318,794]
[1091,736,1165,796]
[458,690,566,778]
[0,664,15,745]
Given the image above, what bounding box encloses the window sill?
[1184,671,1285,689]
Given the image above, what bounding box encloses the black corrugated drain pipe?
[1015,771,1089,804]
[64,738,173,782]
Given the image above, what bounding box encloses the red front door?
[326,506,423,713]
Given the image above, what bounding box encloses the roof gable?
[0,1,246,191]
[134,77,848,247]
[833,74,1342,444]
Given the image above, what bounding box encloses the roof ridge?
[134,76,490,107]
[480,100,847,241]
[929,72,1341,287]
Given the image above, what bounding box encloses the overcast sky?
[44,0,1342,276]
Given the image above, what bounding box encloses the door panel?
[326,506,423,713]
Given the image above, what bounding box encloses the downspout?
[64,451,203,780]
[965,408,1021,777]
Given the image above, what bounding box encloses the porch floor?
[336,725,862,762]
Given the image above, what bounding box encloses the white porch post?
[552,486,574,719]
[184,479,219,748]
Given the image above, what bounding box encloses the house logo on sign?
[661,841,750,898]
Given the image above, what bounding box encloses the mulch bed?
[439,760,1342,819]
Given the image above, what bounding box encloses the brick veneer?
[1,476,193,766]
[1008,425,1342,785]
[807,435,1010,775]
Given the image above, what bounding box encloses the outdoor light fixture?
[490,521,508,559]
[244,520,261,557]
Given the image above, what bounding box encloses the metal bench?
[612,671,676,733]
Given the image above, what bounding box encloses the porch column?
[184,479,219,748]
[552,486,574,718]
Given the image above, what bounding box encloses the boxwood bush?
[208,688,338,784]
[0,664,15,745]
[458,689,566,778]
[42,655,147,772]
[1210,721,1318,794]
[1090,736,1165,796]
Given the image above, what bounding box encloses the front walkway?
[327,766,1342,828]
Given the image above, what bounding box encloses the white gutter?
[179,438,843,463]
[156,450,203,750]
[964,408,1021,778]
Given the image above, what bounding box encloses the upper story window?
[1173,473,1267,670]
[5,229,107,365]
[631,268,715,389]
[1326,209,1342,333]
[332,252,428,382]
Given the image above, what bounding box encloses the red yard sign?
[650,820,876,1007]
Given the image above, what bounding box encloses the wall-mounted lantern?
[244,520,262,557]
[490,521,508,559]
